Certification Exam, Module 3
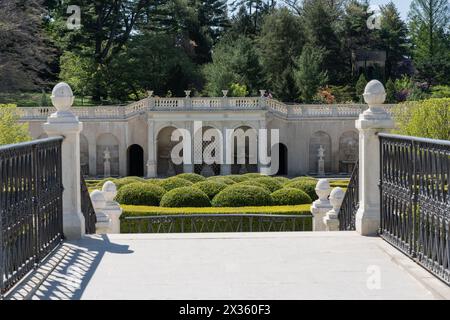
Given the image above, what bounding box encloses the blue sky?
[368,0,412,20]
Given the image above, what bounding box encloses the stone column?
[355,80,395,236]
[323,187,345,231]
[102,181,122,234]
[310,179,332,231]
[221,126,232,175]
[183,121,194,173]
[147,119,157,178]
[88,140,97,177]
[43,82,85,240]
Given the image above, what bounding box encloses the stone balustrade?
[17,96,397,121]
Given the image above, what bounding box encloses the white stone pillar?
[147,119,157,178]
[90,190,111,234]
[88,140,97,177]
[310,179,332,231]
[43,82,85,240]
[323,187,345,231]
[221,126,232,175]
[355,80,395,236]
[183,121,194,174]
[102,181,122,233]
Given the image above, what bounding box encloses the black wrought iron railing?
[0,137,64,296]
[379,133,450,285]
[122,214,313,234]
[338,161,359,231]
[80,174,96,234]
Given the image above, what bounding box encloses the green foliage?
[258,8,304,101]
[206,176,236,185]
[113,177,147,190]
[242,173,262,179]
[115,182,166,206]
[284,180,318,201]
[160,187,211,208]
[431,86,450,98]
[212,185,273,207]
[0,104,31,145]
[355,74,368,103]
[252,177,284,192]
[176,173,206,184]
[226,175,250,183]
[295,45,328,103]
[393,98,450,140]
[229,83,249,97]
[193,180,228,200]
[272,176,290,185]
[236,180,272,192]
[271,188,312,206]
[159,177,194,191]
[385,79,397,103]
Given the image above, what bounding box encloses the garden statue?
[318,145,325,176]
[103,147,111,177]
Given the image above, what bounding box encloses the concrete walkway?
[10,232,450,300]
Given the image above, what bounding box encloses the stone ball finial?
[330,187,345,210]
[102,181,117,202]
[315,179,331,202]
[51,82,74,111]
[363,80,386,106]
[90,190,106,211]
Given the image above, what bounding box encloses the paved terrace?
[7,232,450,300]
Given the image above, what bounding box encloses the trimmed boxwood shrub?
[227,175,250,183]
[159,177,193,191]
[252,177,283,192]
[176,173,206,183]
[236,180,271,192]
[271,188,312,206]
[115,182,166,206]
[206,176,236,185]
[113,177,146,190]
[160,187,211,207]
[193,180,228,200]
[243,173,262,179]
[284,180,318,200]
[212,185,272,207]
[290,176,318,183]
[273,176,290,185]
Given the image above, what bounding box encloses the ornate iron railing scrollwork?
[80,174,96,234]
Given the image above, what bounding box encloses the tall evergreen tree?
[258,8,304,101]
[409,0,450,84]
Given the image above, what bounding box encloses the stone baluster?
[43,82,85,240]
[323,187,345,231]
[101,181,123,234]
[355,80,395,236]
[90,190,111,234]
[310,179,332,231]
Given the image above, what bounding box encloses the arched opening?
[194,126,221,177]
[96,133,120,177]
[309,131,332,174]
[157,126,184,177]
[80,134,89,176]
[231,126,258,174]
[273,143,288,176]
[127,144,144,177]
[339,131,358,174]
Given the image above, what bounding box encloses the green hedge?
[113,177,147,190]
[193,180,228,200]
[212,185,272,207]
[271,188,312,206]
[160,187,211,207]
[115,182,166,206]
[159,177,193,191]
[226,175,250,183]
[284,180,318,200]
[252,176,283,192]
[206,176,236,185]
[176,173,206,183]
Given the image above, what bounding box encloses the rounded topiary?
[212,185,272,207]
[160,187,211,207]
[243,173,262,179]
[284,180,318,201]
[290,176,318,184]
[176,173,206,183]
[94,177,117,188]
[273,176,290,185]
[236,180,271,192]
[193,180,228,200]
[206,176,236,185]
[271,188,312,206]
[115,182,166,206]
[227,175,250,183]
[159,177,193,191]
[113,177,145,190]
[252,176,283,192]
